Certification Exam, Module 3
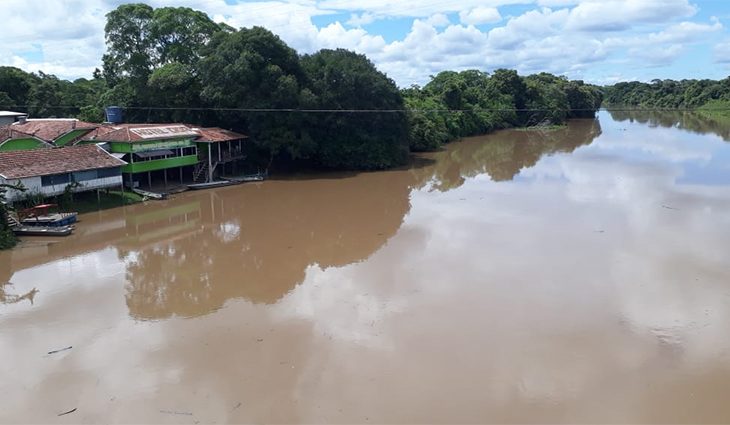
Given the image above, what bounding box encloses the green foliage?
[198,26,312,161]
[0,2,605,171]
[0,66,37,109]
[401,70,602,152]
[301,49,409,169]
[102,3,156,86]
[0,182,26,250]
[603,77,730,109]
[151,7,220,66]
[59,182,82,210]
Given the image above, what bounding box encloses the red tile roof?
[5,119,97,143]
[2,120,248,145]
[0,126,43,143]
[191,127,248,143]
[0,145,126,179]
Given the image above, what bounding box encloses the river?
[1,111,730,423]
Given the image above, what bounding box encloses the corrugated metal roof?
[84,123,247,143]
[0,111,27,117]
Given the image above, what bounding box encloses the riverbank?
[61,190,145,214]
[697,100,730,123]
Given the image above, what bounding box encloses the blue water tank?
[104,106,123,123]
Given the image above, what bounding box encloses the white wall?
[1,175,123,202]
[0,116,18,126]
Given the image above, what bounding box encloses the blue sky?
[2,0,730,86]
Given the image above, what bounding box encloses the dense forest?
[0,3,602,171]
[603,78,730,114]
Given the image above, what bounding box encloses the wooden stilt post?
[208,144,213,183]
[147,172,152,189]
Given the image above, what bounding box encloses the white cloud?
[486,8,569,49]
[713,40,730,63]
[646,18,723,44]
[566,0,697,31]
[459,7,502,26]
[318,0,531,18]
[346,12,377,27]
[425,13,451,28]
[0,0,727,87]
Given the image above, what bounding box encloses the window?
[97,167,121,179]
[41,173,70,187]
[72,170,98,182]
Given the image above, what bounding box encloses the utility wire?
[1,105,729,113]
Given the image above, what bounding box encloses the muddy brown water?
[2,111,730,423]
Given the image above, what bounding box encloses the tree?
[146,62,203,123]
[199,27,314,161]
[489,69,528,124]
[0,66,37,109]
[301,48,409,169]
[0,182,25,250]
[102,3,155,86]
[150,7,220,65]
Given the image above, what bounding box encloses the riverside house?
[0,116,248,190]
[80,123,247,188]
[0,144,126,202]
[0,118,97,151]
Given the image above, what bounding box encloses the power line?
[1,105,729,113]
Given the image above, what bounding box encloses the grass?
[697,100,730,127]
[59,190,144,214]
[515,124,567,132]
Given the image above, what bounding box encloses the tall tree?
[302,48,409,169]
[151,7,221,65]
[199,27,314,161]
[102,3,155,86]
[0,66,37,109]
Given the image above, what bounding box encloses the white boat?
[187,180,237,190]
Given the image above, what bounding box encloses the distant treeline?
[0,3,602,170]
[603,78,730,110]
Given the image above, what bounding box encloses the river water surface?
[2,111,730,423]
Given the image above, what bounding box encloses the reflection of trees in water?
[123,119,602,320]
[607,109,730,141]
[417,118,602,192]
[123,171,417,320]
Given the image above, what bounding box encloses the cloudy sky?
[2,0,729,87]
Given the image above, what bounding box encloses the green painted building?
[0,137,49,152]
[81,123,247,187]
[1,118,248,188]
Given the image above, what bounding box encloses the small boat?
[221,172,267,183]
[12,225,74,237]
[132,188,168,200]
[20,204,78,227]
[187,180,237,190]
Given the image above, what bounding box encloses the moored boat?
[132,188,168,200]
[20,204,78,227]
[221,172,267,183]
[12,225,74,237]
[187,180,237,190]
